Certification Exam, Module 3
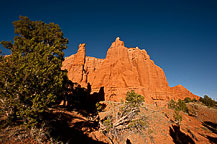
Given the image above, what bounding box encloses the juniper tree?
[0,16,68,126]
[98,91,146,143]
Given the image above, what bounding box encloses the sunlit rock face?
[62,38,199,103]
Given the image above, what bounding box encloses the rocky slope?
[1,102,216,144]
[90,101,217,144]
[62,37,199,103]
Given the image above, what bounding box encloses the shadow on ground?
[202,121,217,134]
[41,79,107,143]
[206,135,217,144]
[58,79,105,117]
[169,125,195,144]
[0,79,107,143]
[43,111,105,144]
[199,133,217,144]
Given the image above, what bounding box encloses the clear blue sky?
[0,0,217,100]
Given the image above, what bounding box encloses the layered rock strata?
[62,37,199,102]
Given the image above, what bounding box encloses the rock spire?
[62,38,199,103]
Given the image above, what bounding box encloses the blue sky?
[0,0,217,100]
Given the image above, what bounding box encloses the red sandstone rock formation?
[62,37,199,102]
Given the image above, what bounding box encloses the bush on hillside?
[168,99,176,109]
[173,110,183,126]
[199,95,216,108]
[192,98,197,102]
[176,99,189,113]
[99,90,146,143]
[184,97,198,103]
[126,90,144,107]
[184,97,192,103]
[168,99,189,114]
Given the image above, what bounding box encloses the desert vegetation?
[0,16,217,144]
[184,97,197,103]
[0,16,75,143]
[0,17,147,143]
[0,16,68,128]
[98,90,147,143]
[199,95,216,108]
[168,99,189,114]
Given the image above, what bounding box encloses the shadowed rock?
[169,125,195,144]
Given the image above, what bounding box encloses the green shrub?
[199,95,216,107]
[126,90,144,107]
[128,119,147,129]
[173,110,182,125]
[168,99,189,114]
[184,97,198,103]
[192,98,197,102]
[96,102,106,112]
[102,116,113,132]
[176,99,189,113]
[168,99,176,109]
[99,91,146,143]
[184,97,192,103]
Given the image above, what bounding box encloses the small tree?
[0,16,68,126]
[99,91,146,143]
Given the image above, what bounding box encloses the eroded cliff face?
[62,37,199,103]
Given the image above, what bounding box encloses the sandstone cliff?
[62,37,199,102]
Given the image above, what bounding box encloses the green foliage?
[168,99,189,113]
[184,97,192,103]
[118,90,144,119]
[184,97,197,103]
[126,90,144,107]
[128,119,147,129]
[173,110,182,125]
[102,116,113,132]
[95,102,106,112]
[192,98,197,102]
[99,91,146,143]
[199,95,216,107]
[0,16,68,127]
[168,99,176,109]
[176,99,189,113]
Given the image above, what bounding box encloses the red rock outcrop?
[62,37,199,102]
[62,43,85,84]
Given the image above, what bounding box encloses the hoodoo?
[62,38,199,103]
